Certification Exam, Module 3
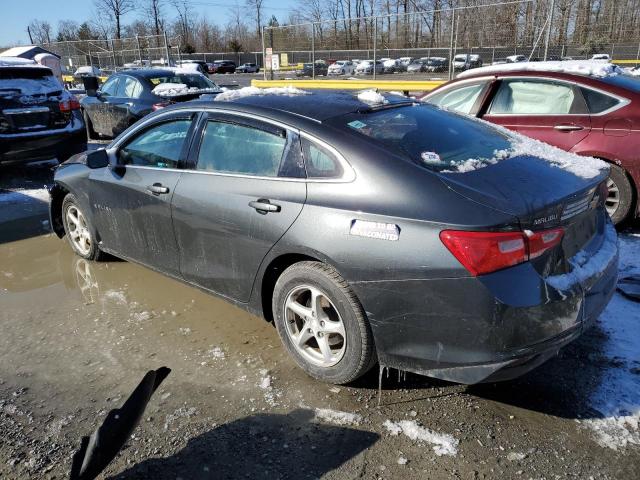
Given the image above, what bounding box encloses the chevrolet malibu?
[49,91,618,385]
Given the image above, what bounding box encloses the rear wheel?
[61,194,102,260]
[606,164,634,225]
[272,261,376,384]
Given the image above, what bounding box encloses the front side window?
[489,79,586,114]
[580,87,620,113]
[426,83,486,114]
[118,119,191,168]
[301,138,343,179]
[196,121,287,177]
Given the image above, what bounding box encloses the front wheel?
[61,194,102,260]
[606,164,634,225]
[272,261,376,384]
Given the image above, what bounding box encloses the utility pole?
[27,26,33,44]
[373,18,377,80]
[163,31,171,66]
[543,0,556,61]
[136,35,143,64]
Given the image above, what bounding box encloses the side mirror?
[86,149,109,169]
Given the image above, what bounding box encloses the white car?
[592,53,611,61]
[328,60,355,75]
[506,54,527,63]
[355,60,384,75]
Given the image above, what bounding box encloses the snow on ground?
[581,232,640,450]
[314,407,362,426]
[383,419,458,456]
[0,188,50,205]
[457,60,625,79]
[214,85,310,102]
[357,89,389,105]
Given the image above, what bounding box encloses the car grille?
[3,107,50,131]
[561,189,595,221]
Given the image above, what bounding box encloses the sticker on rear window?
[420,151,443,165]
[348,120,367,129]
[350,220,400,241]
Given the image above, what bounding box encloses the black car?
[81,69,220,139]
[295,63,329,77]
[0,58,86,165]
[50,91,617,385]
[211,61,236,74]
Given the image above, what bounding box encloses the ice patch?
[314,408,362,426]
[104,290,127,305]
[357,89,388,105]
[457,60,625,79]
[214,85,310,102]
[383,419,458,456]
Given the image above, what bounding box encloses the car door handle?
[554,124,584,132]
[147,183,170,195]
[249,199,281,213]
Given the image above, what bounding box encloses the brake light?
[440,227,564,276]
[152,102,171,111]
[59,97,80,112]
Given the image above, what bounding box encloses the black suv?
[211,60,237,74]
[0,58,86,166]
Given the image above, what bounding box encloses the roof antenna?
[69,367,171,480]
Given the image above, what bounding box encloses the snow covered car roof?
[0,56,46,68]
[457,60,625,79]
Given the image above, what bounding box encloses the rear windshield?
[0,67,61,96]
[338,104,512,172]
[146,73,216,90]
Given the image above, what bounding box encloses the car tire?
[272,261,376,384]
[606,164,634,225]
[61,193,103,261]
[83,110,98,141]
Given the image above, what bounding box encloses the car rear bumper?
[352,221,619,384]
[0,113,86,165]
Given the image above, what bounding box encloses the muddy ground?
[0,160,639,479]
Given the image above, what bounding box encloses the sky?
[0,0,298,47]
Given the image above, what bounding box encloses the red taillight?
[152,102,171,111]
[59,97,80,112]
[440,227,564,276]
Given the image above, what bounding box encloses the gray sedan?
[49,92,617,385]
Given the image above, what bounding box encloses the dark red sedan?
[423,64,640,224]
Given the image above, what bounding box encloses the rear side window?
[580,87,620,113]
[489,79,586,114]
[118,76,143,98]
[118,119,191,168]
[426,83,486,114]
[301,138,343,178]
[100,76,120,96]
[196,121,286,177]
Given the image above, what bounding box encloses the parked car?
[382,58,400,73]
[407,59,428,73]
[295,62,328,77]
[210,60,237,74]
[453,53,482,70]
[506,54,527,63]
[422,61,640,224]
[236,63,260,73]
[81,69,221,139]
[592,53,611,61]
[398,57,413,68]
[177,60,209,75]
[424,57,448,72]
[74,65,103,77]
[0,57,86,166]
[328,60,355,76]
[355,60,384,75]
[49,91,616,385]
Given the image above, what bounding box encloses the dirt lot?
[1,161,639,479]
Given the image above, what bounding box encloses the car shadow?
[107,408,379,480]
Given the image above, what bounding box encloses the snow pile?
[457,60,624,79]
[383,419,458,456]
[152,82,201,97]
[581,233,640,450]
[175,63,201,73]
[357,89,388,105]
[0,56,37,67]
[625,67,640,77]
[214,85,310,102]
[314,408,362,426]
[547,222,618,291]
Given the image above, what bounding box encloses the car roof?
[456,60,622,80]
[183,91,412,122]
[118,69,177,79]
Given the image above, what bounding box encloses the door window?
[117,76,143,98]
[196,121,287,177]
[489,79,587,114]
[426,83,486,114]
[301,138,343,178]
[99,76,120,97]
[118,119,191,168]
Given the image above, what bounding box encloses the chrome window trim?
[484,75,630,117]
[108,107,356,183]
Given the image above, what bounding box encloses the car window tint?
[489,80,582,114]
[426,83,486,114]
[118,120,191,168]
[118,76,143,98]
[301,138,343,178]
[580,87,619,113]
[100,76,120,96]
[196,121,286,177]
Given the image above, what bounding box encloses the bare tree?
[93,0,136,39]
[145,0,165,36]
[246,0,264,38]
[28,19,52,44]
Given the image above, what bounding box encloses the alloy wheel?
[605,177,620,218]
[66,205,92,256]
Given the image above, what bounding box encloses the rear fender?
[49,183,68,238]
